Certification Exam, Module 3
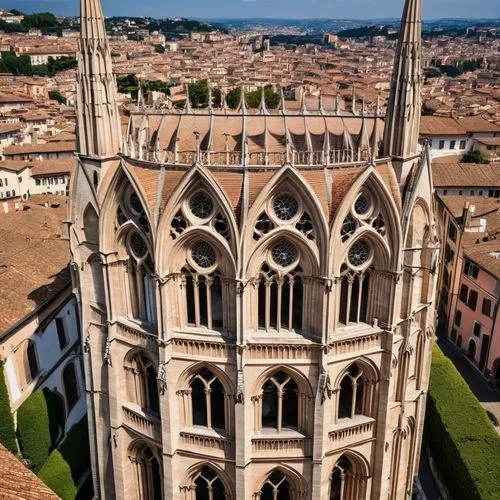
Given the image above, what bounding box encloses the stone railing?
[179,431,232,454]
[122,405,161,443]
[246,343,318,361]
[116,320,158,349]
[171,338,235,359]
[251,436,311,456]
[328,418,375,448]
[329,331,382,356]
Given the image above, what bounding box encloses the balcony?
[115,319,158,350]
[329,328,384,357]
[122,404,161,443]
[179,429,232,457]
[328,416,375,449]
[252,430,311,458]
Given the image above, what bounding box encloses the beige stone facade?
[69,0,439,499]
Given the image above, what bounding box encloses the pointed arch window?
[116,188,156,326]
[338,239,373,327]
[253,370,311,434]
[190,368,226,431]
[337,363,373,421]
[131,444,162,500]
[125,353,159,414]
[259,471,292,500]
[330,455,368,500]
[257,239,304,333]
[181,241,225,330]
[194,466,227,500]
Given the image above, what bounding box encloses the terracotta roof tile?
[433,162,500,188]
[211,171,244,220]
[0,444,59,499]
[248,170,275,210]
[330,167,365,223]
[0,195,70,336]
[301,170,329,221]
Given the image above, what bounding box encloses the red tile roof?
[0,444,59,499]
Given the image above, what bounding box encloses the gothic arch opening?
[256,467,306,500]
[83,203,99,245]
[253,367,312,434]
[329,453,370,500]
[129,442,162,500]
[124,351,160,414]
[335,360,378,422]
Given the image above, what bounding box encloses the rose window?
[348,240,370,267]
[191,242,216,269]
[130,232,148,259]
[354,194,371,216]
[190,192,213,219]
[273,195,299,221]
[271,239,297,267]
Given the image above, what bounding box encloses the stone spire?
[76,0,121,157]
[383,0,422,161]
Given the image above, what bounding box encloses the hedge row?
[17,390,52,472]
[38,449,78,500]
[38,416,91,500]
[0,360,17,453]
[425,344,500,500]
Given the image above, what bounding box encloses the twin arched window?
[254,370,310,434]
[260,470,293,500]
[125,353,159,414]
[131,444,162,500]
[194,466,227,500]
[330,455,368,500]
[262,372,298,431]
[190,368,226,431]
[336,362,376,423]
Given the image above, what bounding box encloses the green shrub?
[59,416,90,482]
[425,345,500,500]
[38,416,91,500]
[0,360,17,453]
[38,449,78,500]
[17,390,51,472]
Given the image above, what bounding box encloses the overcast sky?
[5,0,500,19]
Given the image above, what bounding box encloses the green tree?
[48,91,66,105]
[188,79,209,107]
[17,390,52,472]
[462,150,490,164]
[226,87,241,109]
[0,54,32,75]
[155,44,165,53]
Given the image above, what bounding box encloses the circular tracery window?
[190,192,214,219]
[191,242,216,269]
[348,240,371,267]
[273,194,299,221]
[129,232,148,259]
[271,239,297,267]
[354,193,371,216]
